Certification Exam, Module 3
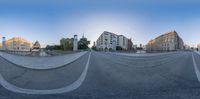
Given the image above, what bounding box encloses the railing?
[0,50,35,56]
[45,50,82,56]
[0,49,85,56]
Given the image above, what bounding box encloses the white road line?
[192,52,200,82]
[0,52,91,94]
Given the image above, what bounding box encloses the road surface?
[0,51,200,99]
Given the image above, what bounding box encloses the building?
[96,31,131,51]
[93,41,96,47]
[0,37,32,51]
[0,43,2,50]
[197,44,200,50]
[184,44,191,50]
[33,41,41,49]
[1,37,6,50]
[146,30,184,52]
[133,44,137,50]
[127,38,133,50]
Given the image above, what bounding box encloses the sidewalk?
[107,51,178,57]
[0,51,88,69]
[195,51,200,56]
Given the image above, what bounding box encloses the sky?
[0,0,200,47]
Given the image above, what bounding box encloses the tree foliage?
[46,45,61,50]
[78,38,90,49]
[47,36,90,51]
[60,38,74,50]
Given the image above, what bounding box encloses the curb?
[0,51,88,70]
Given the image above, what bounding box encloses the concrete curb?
[0,52,91,94]
[0,51,88,70]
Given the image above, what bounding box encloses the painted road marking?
[0,52,91,94]
[192,52,200,82]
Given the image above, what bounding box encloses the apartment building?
[146,30,184,52]
[96,31,132,51]
[0,37,32,51]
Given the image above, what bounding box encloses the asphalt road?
[0,51,200,99]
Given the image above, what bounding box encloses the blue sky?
[0,0,200,47]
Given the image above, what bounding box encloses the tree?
[78,38,90,49]
[92,46,96,50]
[60,38,73,51]
[46,45,61,50]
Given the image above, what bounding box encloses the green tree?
[60,38,73,50]
[78,38,90,49]
[46,45,61,50]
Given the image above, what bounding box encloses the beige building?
[197,44,200,50]
[0,43,2,50]
[146,30,184,52]
[0,37,32,51]
[96,31,130,51]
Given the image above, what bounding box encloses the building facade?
[96,31,131,51]
[0,43,2,50]
[0,37,32,51]
[127,38,133,50]
[146,30,184,52]
[33,41,41,49]
[197,44,200,50]
[184,44,190,50]
[1,37,6,50]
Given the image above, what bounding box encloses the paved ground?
[0,51,87,69]
[0,51,200,99]
[107,51,178,57]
